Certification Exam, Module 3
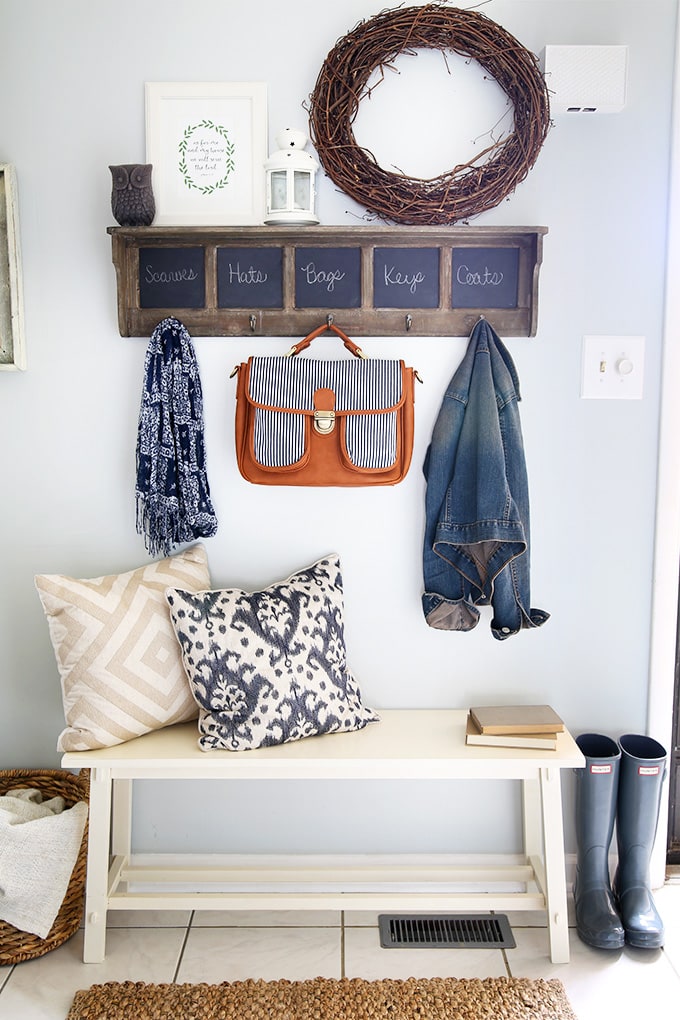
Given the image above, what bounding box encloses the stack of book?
[465,704,564,750]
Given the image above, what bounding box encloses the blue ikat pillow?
[165,554,379,751]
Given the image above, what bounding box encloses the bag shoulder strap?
[286,322,367,360]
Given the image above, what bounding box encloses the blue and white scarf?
[135,317,218,556]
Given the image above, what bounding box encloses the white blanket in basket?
[0,788,87,939]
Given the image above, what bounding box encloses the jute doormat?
[66,975,578,1020]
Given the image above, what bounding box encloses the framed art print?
[0,164,26,371]
[145,82,268,225]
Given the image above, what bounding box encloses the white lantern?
[264,128,319,225]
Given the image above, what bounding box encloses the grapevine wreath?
[308,3,550,224]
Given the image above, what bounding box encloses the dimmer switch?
[580,335,645,399]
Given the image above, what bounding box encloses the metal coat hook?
[326,314,334,327]
[405,314,412,332]
[467,314,490,340]
[249,314,257,332]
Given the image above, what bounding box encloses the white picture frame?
[0,164,26,371]
[145,82,268,226]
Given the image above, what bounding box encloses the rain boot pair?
[573,732,667,949]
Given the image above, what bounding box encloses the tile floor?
[0,885,678,1020]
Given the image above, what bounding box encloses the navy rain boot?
[573,733,625,949]
[613,733,667,948]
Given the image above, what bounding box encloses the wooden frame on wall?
[0,164,26,371]
[109,224,547,338]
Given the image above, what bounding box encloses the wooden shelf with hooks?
[108,224,547,338]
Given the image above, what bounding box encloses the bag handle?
[285,322,368,360]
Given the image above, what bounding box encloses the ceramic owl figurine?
[110,164,155,226]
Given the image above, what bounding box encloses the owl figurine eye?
[109,163,155,226]
[131,165,151,188]
[111,166,129,190]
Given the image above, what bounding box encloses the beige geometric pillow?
[35,545,210,751]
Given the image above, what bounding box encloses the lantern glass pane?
[294,171,310,210]
[270,171,288,210]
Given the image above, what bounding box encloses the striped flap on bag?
[247,356,405,469]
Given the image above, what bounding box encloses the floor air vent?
[378,913,515,950]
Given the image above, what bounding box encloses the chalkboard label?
[374,247,439,308]
[295,247,361,308]
[217,247,283,308]
[451,247,519,309]
[139,247,205,309]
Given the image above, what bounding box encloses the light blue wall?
[0,0,675,854]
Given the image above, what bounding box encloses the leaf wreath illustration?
[178,119,236,194]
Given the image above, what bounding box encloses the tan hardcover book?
[465,713,557,750]
[469,704,564,735]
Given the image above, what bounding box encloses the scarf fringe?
[135,494,219,560]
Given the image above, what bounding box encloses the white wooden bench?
[61,709,584,964]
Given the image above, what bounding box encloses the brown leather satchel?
[232,323,418,486]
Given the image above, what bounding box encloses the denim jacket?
[422,318,549,640]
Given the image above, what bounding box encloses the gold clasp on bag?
[313,409,336,435]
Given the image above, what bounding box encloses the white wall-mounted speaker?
[542,45,628,113]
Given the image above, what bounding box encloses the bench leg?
[522,777,543,859]
[540,766,570,964]
[83,766,112,963]
[112,778,132,856]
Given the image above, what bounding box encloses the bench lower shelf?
[105,853,548,913]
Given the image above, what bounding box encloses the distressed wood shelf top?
[108,224,548,338]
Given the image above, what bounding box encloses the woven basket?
[0,767,89,965]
